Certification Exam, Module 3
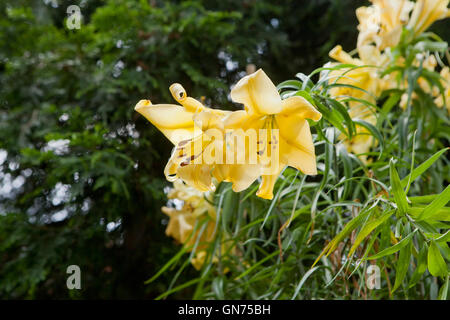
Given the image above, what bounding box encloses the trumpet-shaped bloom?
[135,84,229,192]
[226,69,322,199]
[135,70,322,200]
[407,0,450,35]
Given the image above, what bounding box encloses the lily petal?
[135,100,200,145]
[276,116,318,175]
[256,167,285,200]
[230,69,282,115]
[214,163,261,192]
[329,45,361,65]
[280,96,322,121]
[170,83,205,113]
[176,163,215,192]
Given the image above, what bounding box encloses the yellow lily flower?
[225,69,322,199]
[407,0,450,35]
[327,45,382,105]
[135,84,229,192]
[162,180,239,271]
[161,180,216,252]
[357,0,414,50]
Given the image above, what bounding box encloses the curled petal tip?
[169,83,187,103]
[134,99,152,112]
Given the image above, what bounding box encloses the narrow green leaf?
[235,251,278,280]
[428,241,448,277]
[392,240,412,293]
[277,79,303,91]
[377,92,401,126]
[436,230,450,243]
[409,243,428,288]
[389,159,409,215]
[408,206,450,221]
[348,209,394,256]
[155,278,201,300]
[326,97,356,138]
[312,204,377,267]
[364,230,416,260]
[416,185,450,221]
[312,95,348,136]
[409,194,439,204]
[353,119,384,158]
[291,266,321,300]
[145,246,188,284]
[400,148,449,188]
[438,275,449,300]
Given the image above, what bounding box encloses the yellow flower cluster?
[161,180,216,270]
[161,180,237,270]
[135,69,322,200]
[326,0,449,160]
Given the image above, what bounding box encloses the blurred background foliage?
[0,0,448,299]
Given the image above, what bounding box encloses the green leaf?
[312,95,348,136]
[436,230,450,243]
[325,97,356,138]
[348,209,394,256]
[312,203,377,267]
[438,275,449,300]
[392,239,412,293]
[428,241,448,277]
[277,79,303,91]
[353,119,384,158]
[364,230,416,260]
[377,92,401,126]
[291,266,321,300]
[337,144,353,200]
[400,148,449,188]
[416,185,450,221]
[408,206,450,221]
[409,243,428,288]
[389,159,409,215]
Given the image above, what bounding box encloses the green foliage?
[0,0,378,299]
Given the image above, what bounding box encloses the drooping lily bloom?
[407,0,450,35]
[327,45,383,105]
[161,180,217,270]
[357,0,414,50]
[224,69,322,199]
[162,180,238,271]
[135,84,229,191]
